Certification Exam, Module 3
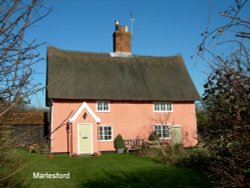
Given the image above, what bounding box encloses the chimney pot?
[120,25,125,32]
[113,20,131,53]
[115,20,119,31]
[125,26,128,32]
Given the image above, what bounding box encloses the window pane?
[97,102,102,111]
[104,102,108,110]
[97,105,102,111]
[154,126,161,137]
[107,130,111,136]
[154,103,159,111]
[154,126,159,131]
[167,103,172,111]
[157,128,161,133]
[99,127,102,140]
[163,126,169,138]
[161,103,166,111]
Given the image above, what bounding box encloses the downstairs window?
[153,125,171,139]
[98,126,112,141]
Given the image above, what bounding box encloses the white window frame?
[153,125,171,139]
[153,102,173,112]
[98,125,113,142]
[96,101,110,112]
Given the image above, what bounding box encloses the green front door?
[171,126,182,145]
[78,123,92,154]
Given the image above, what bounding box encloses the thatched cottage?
[46,21,199,155]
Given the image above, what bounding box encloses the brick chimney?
[113,20,131,53]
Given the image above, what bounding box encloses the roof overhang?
[68,102,101,124]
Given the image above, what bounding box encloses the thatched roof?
[2,111,46,125]
[46,46,199,105]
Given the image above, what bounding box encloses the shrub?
[160,144,189,164]
[137,143,189,165]
[114,134,124,149]
[148,131,159,141]
[136,146,162,158]
[177,148,211,170]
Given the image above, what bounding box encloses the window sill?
[98,140,113,142]
[159,137,171,140]
[153,110,173,113]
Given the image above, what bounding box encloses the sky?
[27,0,237,108]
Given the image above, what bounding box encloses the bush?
[136,146,162,159]
[137,143,189,165]
[177,148,211,170]
[114,134,124,149]
[148,131,159,141]
[160,144,189,164]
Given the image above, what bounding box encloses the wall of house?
[50,99,197,154]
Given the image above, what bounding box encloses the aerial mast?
[130,11,135,39]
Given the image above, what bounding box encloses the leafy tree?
[195,102,208,138]
[197,0,250,187]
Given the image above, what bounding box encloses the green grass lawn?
[2,149,213,188]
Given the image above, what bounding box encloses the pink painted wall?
[50,100,197,154]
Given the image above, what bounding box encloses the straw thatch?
[46,46,199,106]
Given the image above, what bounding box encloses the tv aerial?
[130,11,135,38]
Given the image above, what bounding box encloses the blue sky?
[28,0,236,107]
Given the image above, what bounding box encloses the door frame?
[77,123,93,155]
[171,125,182,144]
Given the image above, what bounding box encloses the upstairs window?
[96,101,110,112]
[153,125,171,139]
[154,102,173,112]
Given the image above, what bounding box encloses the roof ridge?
[47,45,182,59]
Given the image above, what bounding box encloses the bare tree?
[0,0,51,186]
[0,0,51,118]
[197,0,250,187]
